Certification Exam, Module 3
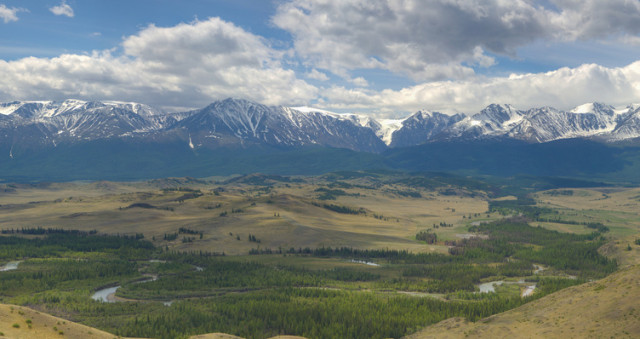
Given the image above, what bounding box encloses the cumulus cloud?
[305,69,329,81]
[273,0,640,82]
[273,0,552,81]
[50,1,74,17]
[349,77,369,87]
[1,2,639,114]
[0,4,25,23]
[0,18,318,110]
[549,0,640,40]
[316,61,640,114]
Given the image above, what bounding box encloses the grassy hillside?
[0,303,303,339]
[405,263,640,339]
[0,304,126,339]
[0,173,494,255]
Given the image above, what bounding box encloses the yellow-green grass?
[1,180,639,257]
[405,263,640,339]
[536,187,640,215]
[0,303,303,339]
[0,304,134,339]
[0,180,490,255]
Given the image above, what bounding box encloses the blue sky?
[0,1,280,59]
[1,0,640,114]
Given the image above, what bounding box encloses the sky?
[1,0,640,115]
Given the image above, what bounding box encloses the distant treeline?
[416,231,437,244]
[253,220,616,279]
[312,202,366,215]
[1,227,98,235]
[488,197,555,218]
[533,219,610,232]
[314,187,360,200]
[0,233,154,259]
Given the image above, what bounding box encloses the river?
[91,286,120,302]
[476,280,537,297]
[0,261,21,271]
[349,259,380,266]
[91,275,157,303]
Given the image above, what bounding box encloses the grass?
[0,177,492,255]
[2,177,639,258]
[0,304,121,339]
[0,174,638,339]
[406,263,640,339]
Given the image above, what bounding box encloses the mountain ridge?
[2,98,640,158]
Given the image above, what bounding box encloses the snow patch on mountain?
[377,119,405,145]
[2,98,640,155]
[292,106,406,145]
[0,102,24,115]
[571,103,597,114]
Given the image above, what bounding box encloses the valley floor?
[0,173,638,338]
[2,263,639,339]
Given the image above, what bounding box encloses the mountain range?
[2,98,640,156]
[1,98,640,182]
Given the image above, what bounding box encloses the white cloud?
[317,61,640,114]
[0,4,24,23]
[0,18,318,109]
[49,1,74,18]
[305,69,329,81]
[273,0,640,82]
[549,0,640,40]
[1,3,639,115]
[273,0,553,81]
[349,77,368,87]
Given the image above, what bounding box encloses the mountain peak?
[2,98,640,158]
[570,102,615,115]
[473,103,523,125]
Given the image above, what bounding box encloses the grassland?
[0,174,494,255]
[0,172,638,338]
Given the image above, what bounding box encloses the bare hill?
[0,304,131,339]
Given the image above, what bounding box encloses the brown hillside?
[0,304,133,339]
[405,264,640,339]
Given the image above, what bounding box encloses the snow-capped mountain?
[607,104,640,141]
[172,98,386,152]
[509,102,623,142]
[438,102,640,143]
[2,98,640,160]
[0,100,170,149]
[389,110,464,147]
[0,100,162,119]
[446,104,525,140]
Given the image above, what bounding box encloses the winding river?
[91,275,157,303]
[91,260,203,304]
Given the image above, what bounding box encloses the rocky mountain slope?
[2,98,640,158]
